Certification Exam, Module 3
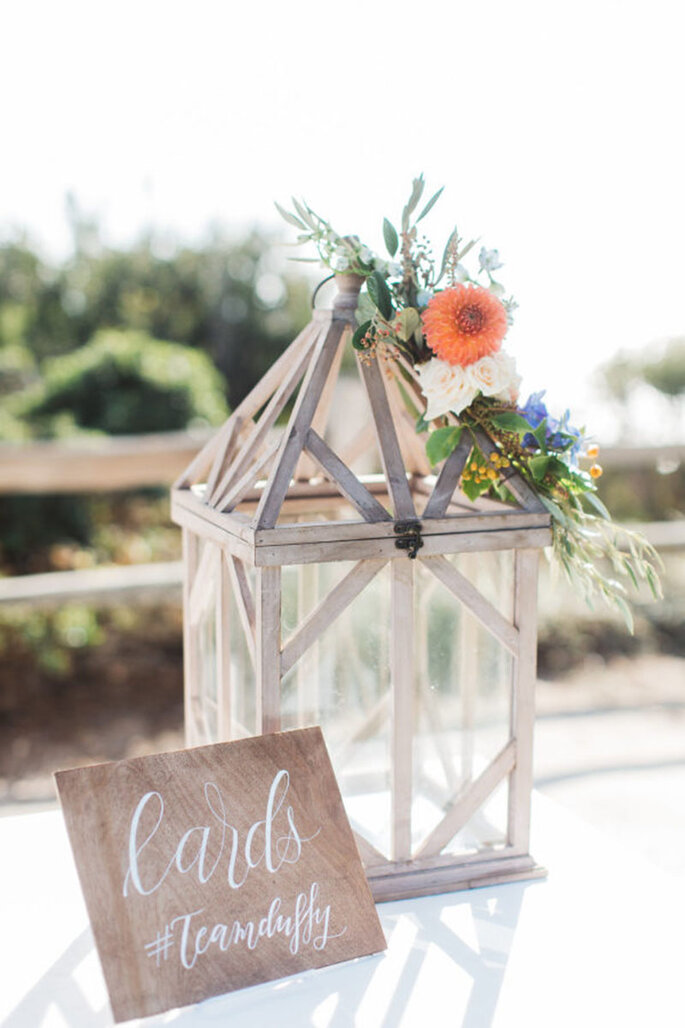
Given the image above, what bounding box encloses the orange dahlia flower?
[422,284,508,367]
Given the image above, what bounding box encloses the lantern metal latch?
[394,519,423,559]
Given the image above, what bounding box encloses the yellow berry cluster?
[488,451,510,470]
[463,450,511,485]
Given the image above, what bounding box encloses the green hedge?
[13,328,229,438]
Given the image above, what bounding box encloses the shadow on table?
[4,882,534,1027]
[375,883,530,1028]
[3,929,111,1027]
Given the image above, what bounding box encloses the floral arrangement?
[277,178,661,628]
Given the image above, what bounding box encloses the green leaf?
[402,175,425,230]
[415,413,430,435]
[356,291,376,325]
[416,187,444,223]
[426,426,463,467]
[291,197,315,229]
[532,419,549,451]
[583,490,611,520]
[461,474,491,502]
[529,455,552,481]
[396,307,420,341]
[646,564,661,600]
[490,411,534,435]
[538,494,569,526]
[383,218,399,257]
[352,320,372,351]
[274,201,307,231]
[437,227,459,283]
[622,557,639,591]
[457,238,477,261]
[367,270,394,320]
[613,595,634,634]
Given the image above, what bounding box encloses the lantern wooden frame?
[171,275,552,901]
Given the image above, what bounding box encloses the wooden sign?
[55,727,386,1023]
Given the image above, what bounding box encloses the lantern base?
[366,853,547,903]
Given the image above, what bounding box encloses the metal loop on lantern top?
[311,274,335,309]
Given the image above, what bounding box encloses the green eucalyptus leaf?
[367,270,394,320]
[416,187,444,223]
[426,425,463,466]
[396,307,421,341]
[529,455,552,481]
[490,411,534,435]
[356,291,377,325]
[383,218,399,257]
[352,320,372,351]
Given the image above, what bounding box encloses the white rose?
[497,370,522,404]
[418,358,478,420]
[467,350,519,399]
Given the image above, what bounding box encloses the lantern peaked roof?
[172,275,550,565]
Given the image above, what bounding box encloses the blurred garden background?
[1,0,683,876]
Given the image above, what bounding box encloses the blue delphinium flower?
[553,410,584,464]
[518,392,584,462]
[519,391,549,448]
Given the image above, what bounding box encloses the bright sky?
[2,0,684,438]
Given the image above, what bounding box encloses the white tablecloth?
[1,795,682,1027]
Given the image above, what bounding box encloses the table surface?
[1,794,683,1028]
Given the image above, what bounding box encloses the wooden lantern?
[171,274,552,901]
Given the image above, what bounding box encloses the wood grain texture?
[507,549,540,852]
[303,429,392,523]
[182,529,199,747]
[255,566,281,734]
[210,337,317,510]
[255,317,346,530]
[225,553,257,672]
[214,437,280,513]
[254,527,553,567]
[357,356,415,520]
[422,435,473,519]
[55,728,386,1023]
[391,559,414,861]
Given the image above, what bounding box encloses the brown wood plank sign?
[55,727,386,1023]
